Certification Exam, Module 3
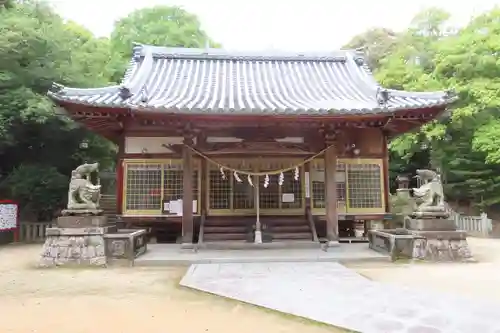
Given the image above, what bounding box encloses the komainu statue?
[412,169,445,212]
[65,162,102,213]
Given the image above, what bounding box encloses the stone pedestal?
[39,215,115,267]
[405,215,474,262]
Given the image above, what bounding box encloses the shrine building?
[47,44,455,246]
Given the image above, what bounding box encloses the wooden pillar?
[324,135,339,244]
[382,132,390,213]
[116,133,125,215]
[304,162,311,211]
[182,135,194,244]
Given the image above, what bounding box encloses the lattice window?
[311,161,346,209]
[208,170,230,210]
[124,160,200,213]
[233,172,254,210]
[347,164,382,208]
[162,164,199,212]
[125,164,162,211]
[258,160,303,210]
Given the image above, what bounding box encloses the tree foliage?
[0,2,216,220]
[345,6,500,209]
[108,5,219,82]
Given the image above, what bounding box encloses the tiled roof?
[48,44,456,115]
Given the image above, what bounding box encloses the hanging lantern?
[234,171,242,183]
[264,174,270,188]
[278,172,284,186]
[294,166,299,181]
[247,174,254,187]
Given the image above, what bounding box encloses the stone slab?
[406,218,457,231]
[411,230,467,240]
[45,226,117,236]
[135,243,389,266]
[57,215,108,228]
[180,262,500,333]
[61,209,104,216]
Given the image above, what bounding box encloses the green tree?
[343,28,398,71]
[0,1,116,219]
[109,5,219,82]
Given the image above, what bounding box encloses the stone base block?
[57,215,108,228]
[411,230,467,240]
[412,238,475,262]
[368,228,474,262]
[405,217,456,231]
[61,209,104,216]
[104,229,147,266]
[39,227,110,268]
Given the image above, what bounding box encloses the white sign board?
[166,199,198,216]
[282,193,295,203]
[0,203,17,231]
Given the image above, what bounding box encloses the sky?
[50,0,500,51]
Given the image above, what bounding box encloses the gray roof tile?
[48,44,456,115]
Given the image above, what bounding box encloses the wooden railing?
[19,221,53,243]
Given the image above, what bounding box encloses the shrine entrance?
[207,158,305,216]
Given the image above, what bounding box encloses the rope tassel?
[294,166,299,180]
[220,166,226,180]
[234,171,242,183]
[247,174,254,187]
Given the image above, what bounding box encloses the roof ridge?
[132,44,348,62]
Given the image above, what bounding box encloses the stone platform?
[134,243,388,266]
[370,216,475,262]
[39,214,149,267]
[39,225,114,267]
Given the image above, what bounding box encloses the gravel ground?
[1,237,499,333]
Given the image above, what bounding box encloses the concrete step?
[195,240,321,251]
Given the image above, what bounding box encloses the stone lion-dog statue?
[412,169,445,212]
[66,162,102,211]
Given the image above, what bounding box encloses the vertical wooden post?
[304,162,311,211]
[382,132,390,213]
[182,136,194,244]
[324,135,339,246]
[116,133,125,215]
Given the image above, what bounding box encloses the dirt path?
[349,237,500,303]
[0,245,342,333]
[1,238,499,333]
